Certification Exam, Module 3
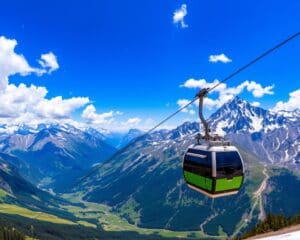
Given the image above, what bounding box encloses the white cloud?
[39,52,59,73]
[34,96,89,119]
[177,99,190,110]
[209,53,232,63]
[124,117,141,126]
[180,78,274,109]
[81,104,122,125]
[177,99,196,115]
[272,89,300,112]
[0,35,178,133]
[81,112,158,132]
[117,117,143,130]
[245,81,274,97]
[180,78,219,89]
[0,36,89,127]
[0,83,89,125]
[0,36,59,91]
[126,117,157,131]
[144,118,156,126]
[0,36,37,90]
[173,4,188,28]
[251,101,261,107]
[189,109,196,115]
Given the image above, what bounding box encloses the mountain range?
[0,124,116,192]
[0,96,299,239]
[209,97,300,166]
[75,96,300,236]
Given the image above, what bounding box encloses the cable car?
[183,141,244,198]
[183,88,244,198]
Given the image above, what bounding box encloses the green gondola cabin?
[183,141,244,198]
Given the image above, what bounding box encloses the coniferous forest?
[234,213,300,239]
[0,227,25,240]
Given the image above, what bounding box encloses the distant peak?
[180,121,193,127]
[220,96,248,111]
[225,96,264,110]
[128,128,143,134]
[229,96,246,104]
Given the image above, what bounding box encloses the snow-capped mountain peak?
[208,96,298,135]
[205,96,299,165]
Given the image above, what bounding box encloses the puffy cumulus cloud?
[0,35,88,127]
[244,81,274,98]
[177,99,195,115]
[0,36,59,91]
[181,78,274,97]
[119,117,149,132]
[272,89,300,112]
[176,99,190,109]
[251,101,261,107]
[209,53,232,63]
[81,106,152,132]
[38,52,59,73]
[180,78,274,109]
[124,117,142,126]
[0,36,37,90]
[81,104,122,125]
[0,83,89,125]
[0,84,47,118]
[34,96,89,119]
[180,78,218,89]
[173,4,188,28]
[81,105,144,131]
[0,35,177,133]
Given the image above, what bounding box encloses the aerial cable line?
[75,31,300,187]
[208,31,300,93]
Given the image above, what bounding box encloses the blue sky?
[0,0,299,131]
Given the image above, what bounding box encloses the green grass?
[117,198,140,224]
[76,220,97,228]
[61,148,267,239]
[0,204,75,225]
[0,203,97,230]
[240,149,265,197]
[217,225,227,237]
[13,146,266,240]
[61,193,213,239]
[0,189,9,200]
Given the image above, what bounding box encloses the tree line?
[0,227,25,240]
[234,212,300,239]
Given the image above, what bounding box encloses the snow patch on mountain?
[207,96,299,166]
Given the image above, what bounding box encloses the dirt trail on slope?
[232,166,269,237]
[254,167,269,220]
